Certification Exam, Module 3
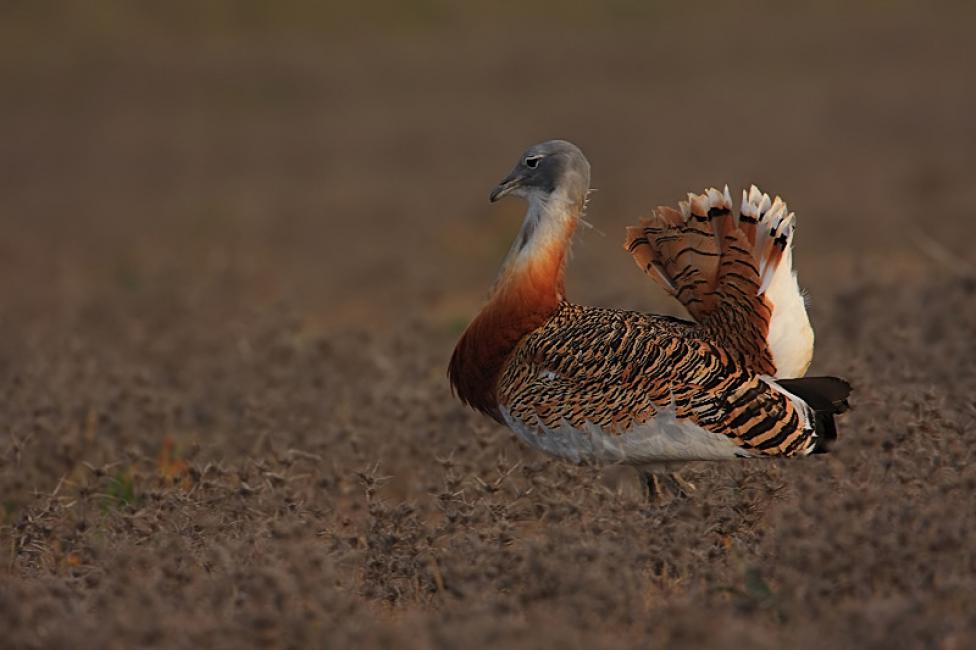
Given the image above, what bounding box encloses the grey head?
[489,140,591,207]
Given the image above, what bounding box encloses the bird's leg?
[638,464,696,503]
[641,471,668,504]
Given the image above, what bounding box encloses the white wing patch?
[764,246,814,378]
[742,185,814,378]
[500,405,748,464]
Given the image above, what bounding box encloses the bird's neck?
[449,194,581,418]
[493,193,580,303]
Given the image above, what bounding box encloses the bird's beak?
[489,171,523,202]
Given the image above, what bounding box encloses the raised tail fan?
[624,185,814,378]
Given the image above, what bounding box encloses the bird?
[448,140,851,501]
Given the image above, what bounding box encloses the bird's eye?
[524,155,543,168]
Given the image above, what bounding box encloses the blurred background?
[2,2,976,648]
[3,1,973,336]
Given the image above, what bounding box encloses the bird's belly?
[500,406,745,464]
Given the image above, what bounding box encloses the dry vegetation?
[2,2,976,648]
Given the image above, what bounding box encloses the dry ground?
[2,2,976,648]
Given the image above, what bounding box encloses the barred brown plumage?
[497,302,815,457]
[449,140,851,501]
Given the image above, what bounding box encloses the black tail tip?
[775,376,852,454]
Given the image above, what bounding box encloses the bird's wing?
[496,304,817,463]
[624,186,813,378]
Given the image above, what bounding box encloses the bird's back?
[496,301,828,464]
[498,303,693,434]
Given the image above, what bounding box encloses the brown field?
[2,2,976,648]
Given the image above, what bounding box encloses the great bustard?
[448,140,850,501]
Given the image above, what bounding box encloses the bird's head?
[489,140,591,209]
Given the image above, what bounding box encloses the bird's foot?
[670,472,697,498]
